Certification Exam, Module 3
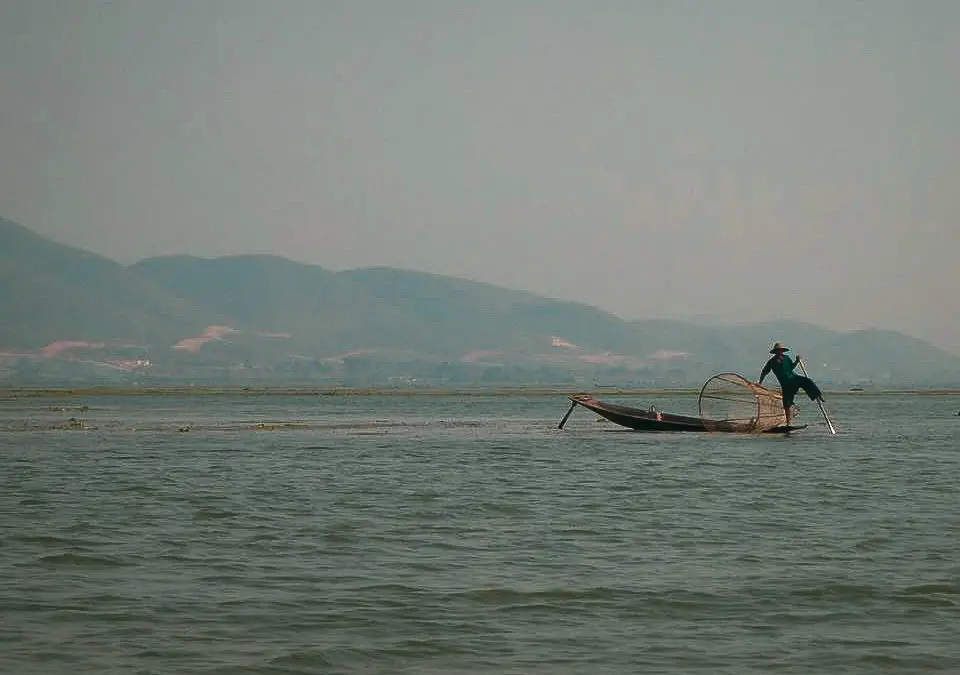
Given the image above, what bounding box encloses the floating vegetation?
[251,422,311,431]
[62,417,97,430]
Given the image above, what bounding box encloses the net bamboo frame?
[698,372,788,432]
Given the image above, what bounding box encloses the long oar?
[558,401,576,429]
[797,358,837,434]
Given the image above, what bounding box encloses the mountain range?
[2,216,958,387]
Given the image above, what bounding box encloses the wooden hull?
[567,394,805,434]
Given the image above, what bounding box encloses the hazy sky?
[2,1,958,353]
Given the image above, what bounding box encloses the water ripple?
[2,392,959,674]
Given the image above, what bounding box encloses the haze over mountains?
[2,217,958,387]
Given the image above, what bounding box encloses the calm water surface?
[1,391,958,674]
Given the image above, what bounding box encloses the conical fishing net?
[698,372,788,432]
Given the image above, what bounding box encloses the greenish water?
[1,392,958,674]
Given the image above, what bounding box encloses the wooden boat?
[558,373,808,434]
[561,394,805,433]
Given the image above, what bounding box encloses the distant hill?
[2,217,959,386]
[129,254,392,355]
[0,217,207,348]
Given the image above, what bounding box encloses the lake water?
[1,390,958,674]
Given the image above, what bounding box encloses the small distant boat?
[558,373,807,434]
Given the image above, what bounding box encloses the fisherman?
[758,342,823,426]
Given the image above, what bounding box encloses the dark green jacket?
[759,354,797,387]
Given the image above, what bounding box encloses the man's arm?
[758,359,772,384]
